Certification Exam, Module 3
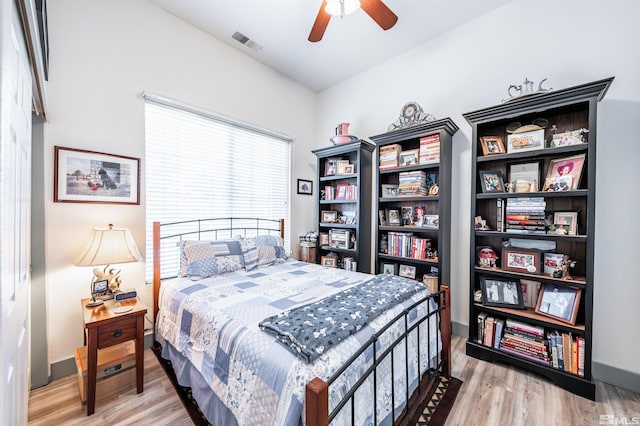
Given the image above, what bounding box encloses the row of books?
[386,232,432,260]
[398,171,427,197]
[500,197,547,234]
[548,332,585,377]
[378,135,440,170]
[476,313,585,377]
[420,135,440,164]
[323,184,358,201]
[342,256,357,271]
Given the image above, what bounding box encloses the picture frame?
[506,129,545,153]
[543,252,565,276]
[399,264,417,279]
[380,262,398,275]
[297,179,313,195]
[479,170,505,193]
[381,184,399,198]
[343,164,355,174]
[423,214,439,228]
[544,154,586,190]
[91,279,109,297]
[553,211,578,235]
[54,146,140,204]
[480,277,525,309]
[535,283,582,325]
[378,210,387,226]
[319,232,329,246]
[324,157,340,176]
[386,208,401,226]
[502,247,543,274]
[480,136,506,156]
[401,206,413,225]
[321,256,337,268]
[399,149,419,167]
[508,162,540,193]
[321,210,338,223]
[336,160,350,175]
[542,175,573,192]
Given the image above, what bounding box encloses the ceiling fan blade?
[309,2,331,42]
[360,0,398,30]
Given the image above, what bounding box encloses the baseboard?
[48,333,155,383]
[451,320,640,395]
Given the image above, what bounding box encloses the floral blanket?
[259,274,425,362]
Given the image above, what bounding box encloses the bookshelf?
[313,140,374,273]
[463,77,614,400]
[369,119,458,291]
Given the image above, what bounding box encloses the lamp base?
[85,299,104,308]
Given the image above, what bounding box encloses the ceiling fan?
[309,0,398,42]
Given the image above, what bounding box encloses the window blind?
[144,96,291,280]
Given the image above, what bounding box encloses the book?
[572,337,578,375]
[562,333,572,372]
[549,333,559,369]
[505,318,544,337]
[577,336,585,377]
[477,312,488,344]
[483,316,495,347]
[493,319,504,349]
[419,134,440,164]
[556,333,565,371]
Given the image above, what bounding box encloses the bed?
[152,218,451,426]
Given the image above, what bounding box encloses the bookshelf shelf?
[370,119,458,286]
[313,140,374,272]
[463,77,614,401]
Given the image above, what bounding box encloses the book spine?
[577,336,585,377]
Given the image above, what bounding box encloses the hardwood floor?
[28,336,640,425]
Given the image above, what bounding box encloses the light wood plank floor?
[28,336,640,425]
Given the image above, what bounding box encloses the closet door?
[0,0,33,423]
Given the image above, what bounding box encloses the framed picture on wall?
[54,146,140,204]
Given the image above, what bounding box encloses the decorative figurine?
[560,255,577,280]
[388,102,436,131]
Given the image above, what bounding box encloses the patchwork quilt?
[156,259,441,426]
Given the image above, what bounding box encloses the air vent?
[231,31,263,52]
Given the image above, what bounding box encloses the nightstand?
[80,297,147,415]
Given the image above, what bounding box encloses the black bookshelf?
[463,77,614,400]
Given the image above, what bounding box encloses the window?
[144,95,291,280]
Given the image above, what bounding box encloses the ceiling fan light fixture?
[325,0,361,17]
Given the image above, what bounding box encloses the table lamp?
[75,224,143,307]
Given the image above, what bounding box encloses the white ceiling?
[148,0,512,92]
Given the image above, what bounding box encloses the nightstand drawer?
[97,316,137,348]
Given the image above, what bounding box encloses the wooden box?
[75,341,136,404]
[299,242,316,263]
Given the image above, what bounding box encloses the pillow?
[241,235,287,271]
[180,239,244,279]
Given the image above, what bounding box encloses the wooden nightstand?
[80,297,147,415]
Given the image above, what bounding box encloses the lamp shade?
[75,224,143,266]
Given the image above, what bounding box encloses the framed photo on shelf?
[480,136,506,156]
[480,277,525,309]
[423,214,439,228]
[320,256,337,268]
[319,232,329,246]
[324,157,340,176]
[542,174,573,192]
[535,283,582,325]
[297,179,313,195]
[508,162,540,193]
[321,210,338,223]
[479,170,505,193]
[336,160,350,175]
[399,149,419,167]
[401,206,413,225]
[506,129,544,153]
[544,154,586,190]
[54,146,140,204]
[380,262,398,275]
[378,210,387,226]
[399,264,417,279]
[343,164,355,174]
[381,184,399,198]
[502,247,542,274]
[386,208,401,226]
[543,252,565,276]
[553,211,578,235]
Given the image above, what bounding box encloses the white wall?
[44,0,318,365]
[316,0,640,378]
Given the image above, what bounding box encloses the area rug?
[154,344,461,425]
[410,376,463,426]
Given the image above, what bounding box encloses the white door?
[0,0,33,423]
